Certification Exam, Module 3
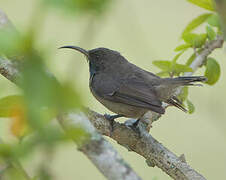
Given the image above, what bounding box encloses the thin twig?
[185,35,224,76]
[214,0,226,40]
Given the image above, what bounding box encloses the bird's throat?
[89,61,97,80]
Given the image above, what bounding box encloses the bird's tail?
[165,76,207,86]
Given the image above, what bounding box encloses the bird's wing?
[93,74,165,114]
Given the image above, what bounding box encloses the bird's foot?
[132,119,140,128]
[126,119,141,135]
[104,114,123,136]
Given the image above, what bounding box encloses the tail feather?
[168,76,207,86]
[166,98,187,113]
[164,76,207,112]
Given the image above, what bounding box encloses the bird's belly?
[90,89,146,118]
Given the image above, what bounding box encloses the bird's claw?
[126,119,141,135]
[104,114,117,136]
[104,114,115,121]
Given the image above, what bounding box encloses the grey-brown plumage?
[60,46,206,121]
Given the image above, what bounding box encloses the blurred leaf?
[3,164,27,180]
[21,53,82,129]
[65,127,90,146]
[31,176,39,180]
[153,59,193,76]
[204,57,220,85]
[0,29,33,59]
[183,33,207,48]
[187,0,214,11]
[207,14,221,28]
[182,13,212,36]
[0,95,24,117]
[206,25,216,40]
[186,99,195,114]
[152,60,171,71]
[186,53,196,66]
[174,44,191,51]
[37,127,65,145]
[10,105,28,138]
[178,87,189,102]
[43,0,112,15]
[156,71,170,77]
[58,83,83,111]
[172,51,185,64]
[37,167,52,180]
[173,63,193,75]
[21,58,58,128]
[186,49,202,66]
[0,143,12,158]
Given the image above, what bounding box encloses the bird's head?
[59,46,126,74]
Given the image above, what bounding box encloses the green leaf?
[64,127,90,147]
[186,53,196,66]
[0,143,13,158]
[187,0,214,11]
[43,0,112,15]
[172,51,186,63]
[21,54,83,129]
[173,64,193,74]
[182,13,212,36]
[207,14,221,28]
[204,57,220,85]
[183,33,207,48]
[0,95,24,117]
[186,99,195,114]
[174,44,191,52]
[206,25,216,40]
[185,49,202,66]
[58,83,83,111]
[152,60,171,71]
[0,29,32,59]
[156,71,170,77]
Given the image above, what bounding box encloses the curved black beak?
[59,46,89,59]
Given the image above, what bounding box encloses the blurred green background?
[0,0,226,179]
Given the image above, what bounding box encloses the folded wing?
[94,76,165,114]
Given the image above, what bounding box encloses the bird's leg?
[104,114,124,121]
[132,119,140,128]
[104,114,124,136]
[126,118,141,135]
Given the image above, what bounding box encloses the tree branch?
[214,0,226,40]
[0,8,224,180]
[58,112,142,180]
[185,35,224,76]
[0,9,142,180]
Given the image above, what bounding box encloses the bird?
[59,46,206,127]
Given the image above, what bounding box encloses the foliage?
[187,0,214,11]
[43,0,111,15]
[153,0,222,113]
[204,57,221,85]
[0,0,112,179]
